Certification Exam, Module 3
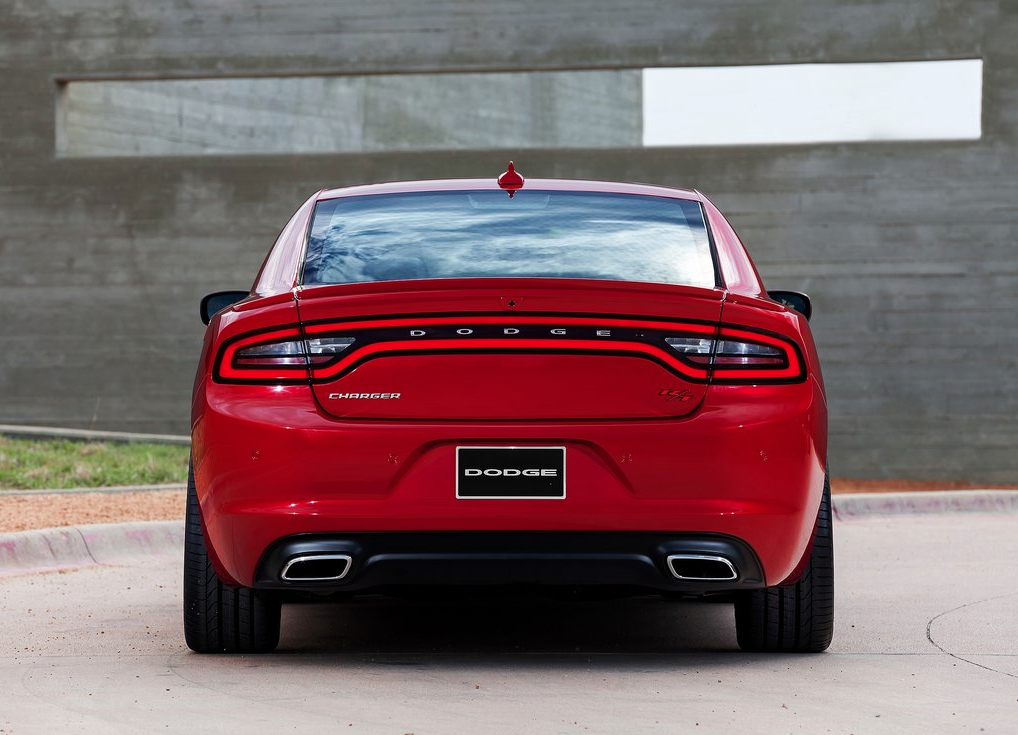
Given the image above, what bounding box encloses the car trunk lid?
[297,279,724,420]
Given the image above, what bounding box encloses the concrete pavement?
[0,499,1016,733]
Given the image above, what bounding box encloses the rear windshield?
[302,190,717,288]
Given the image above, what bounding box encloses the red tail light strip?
[712,326,805,382]
[302,315,717,382]
[213,316,805,385]
[217,326,307,382]
[311,338,711,382]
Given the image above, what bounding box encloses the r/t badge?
[659,388,692,402]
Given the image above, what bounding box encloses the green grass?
[0,436,190,490]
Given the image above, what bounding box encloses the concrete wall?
[56,71,642,156]
[1,1,1015,481]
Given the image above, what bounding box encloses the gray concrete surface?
[1,1,1017,483]
[57,71,642,157]
[0,522,183,577]
[0,510,1016,733]
[833,489,1018,518]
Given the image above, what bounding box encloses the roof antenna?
[497,161,524,199]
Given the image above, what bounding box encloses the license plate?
[456,446,566,499]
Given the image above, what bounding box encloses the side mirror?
[768,290,812,321]
[200,290,249,325]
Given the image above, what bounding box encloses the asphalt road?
[1,512,1016,734]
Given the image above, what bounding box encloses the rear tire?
[183,459,281,653]
[734,473,834,652]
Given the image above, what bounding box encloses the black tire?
[183,459,281,653]
[734,473,834,653]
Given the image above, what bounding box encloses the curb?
[0,423,190,445]
[832,490,1018,520]
[0,483,186,497]
[0,521,182,578]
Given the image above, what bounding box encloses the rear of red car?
[185,175,831,654]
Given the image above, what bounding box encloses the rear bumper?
[191,378,827,588]
[254,532,766,594]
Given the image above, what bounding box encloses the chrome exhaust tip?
[666,554,738,582]
[280,554,353,582]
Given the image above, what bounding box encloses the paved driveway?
[1,512,1016,733]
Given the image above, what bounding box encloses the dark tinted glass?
[303,190,716,288]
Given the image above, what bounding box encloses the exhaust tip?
[280,554,353,582]
[666,554,738,582]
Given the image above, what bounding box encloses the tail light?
[214,318,803,385]
[664,336,714,365]
[233,340,307,367]
[667,326,804,383]
[306,337,357,361]
[216,328,355,382]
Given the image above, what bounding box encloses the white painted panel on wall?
[643,59,982,146]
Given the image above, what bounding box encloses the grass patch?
[0,436,190,490]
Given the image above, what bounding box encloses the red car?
[185,164,832,654]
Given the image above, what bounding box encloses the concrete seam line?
[75,525,100,566]
[78,521,184,565]
[0,521,183,577]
